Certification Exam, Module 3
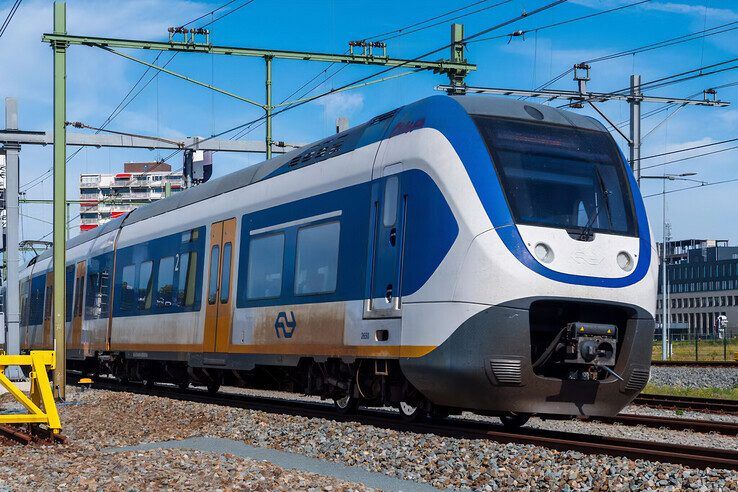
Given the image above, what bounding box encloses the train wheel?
[399,401,423,422]
[206,381,220,395]
[500,412,530,430]
[429,404,450,421]
[333,394,358,414]
[178,380,189,391]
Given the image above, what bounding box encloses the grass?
[651,339,738,361]
[643,383,738,400]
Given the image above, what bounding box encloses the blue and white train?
[19,95,658,425]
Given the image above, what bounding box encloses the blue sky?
[2,0,738,250]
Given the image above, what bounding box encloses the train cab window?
[208,245,220,305]
[246,233,284,300]
[473,116,636,237]
[176,252,198,307]
[156,256,175,308]
[294,221,340,296]
[220,243,232,304]
[138,261,154,311]
[120,265,136,311]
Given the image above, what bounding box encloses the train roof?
[29,95,605,267]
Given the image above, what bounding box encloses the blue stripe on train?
[236,169,458,308]
[393,95,652,288]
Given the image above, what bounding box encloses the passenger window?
[294,221,340,295]
[247,233,284,300]
[220,243,232,304]
[138,261,154,310]
[156,256,175,307]
[120,265,136,311]
[208,245,220,305]
[43,285,53,320]
[383,176,399,227]
[176,252,198,307]
[74,276,84,317]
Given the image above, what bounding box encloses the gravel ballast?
[1,387,736,491]
[649,366,738,389]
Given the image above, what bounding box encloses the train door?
[42,272,53,349]
[71,261,86,355]
[365,172,405,318]
[203,218,236,353]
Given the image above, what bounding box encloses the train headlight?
[534,242,554,263]
[616,251,633,272]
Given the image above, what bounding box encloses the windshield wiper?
[577,166,612,241]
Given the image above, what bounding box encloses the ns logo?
[274,311,297,339]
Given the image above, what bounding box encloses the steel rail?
[650,360,738,367]
[635,394,738,415]
[78,379,738,470]
[585,414,738,435]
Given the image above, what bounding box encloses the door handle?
[389,228,397,246]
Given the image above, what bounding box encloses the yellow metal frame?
[0,351,61,434]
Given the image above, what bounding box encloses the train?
[19,95,658,426]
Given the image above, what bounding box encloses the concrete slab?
[107,436,437,492]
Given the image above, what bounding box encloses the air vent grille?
[625,368,650,391]
[489,359,523,385]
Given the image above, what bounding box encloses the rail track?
[80,379,738,470]
[650,360,738,367]
[634,393,738,415]
[0,424,66,445]
[585,413,738,435]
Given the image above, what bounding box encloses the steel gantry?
[436,64,730,184]
[38,1,476,399]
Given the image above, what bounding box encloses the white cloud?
[313,91,364,120]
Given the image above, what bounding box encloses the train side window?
[220,243,232,304]
[43,285,53,320]
[176,252,198,307]
[156,256,175,308]
[74,276,84,317]
[208,245,220,305]
[246,233,284,300]
[138,261,154,311]
[383,176,399,227]
[294,221,340,296]
[65,265,74,323]
[120,265,136,311]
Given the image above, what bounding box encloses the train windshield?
[473,116,637,237]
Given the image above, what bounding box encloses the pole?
[629,74,642,185]
[3,98,22,380]
[52,1,67,400]
[661,177,668,361]
[265,56,273,160]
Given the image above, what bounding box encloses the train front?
[401,97,658,419]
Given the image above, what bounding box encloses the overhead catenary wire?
[98,1,568,178]
[200,0,256,28]
[643,177,738,199]
[361,0,504,41]
[635,137,738,163]
[530,13,738,94]
[39,0,566,243]
[640,143,738,171]
[469,0,651,45]
[0,0,21,39]
[374,0,513,42]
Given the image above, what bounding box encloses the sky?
[2,0,738,253]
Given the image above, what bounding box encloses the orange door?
[42,272,54,349]
[70,261,86,352]
[203,218,236,353]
